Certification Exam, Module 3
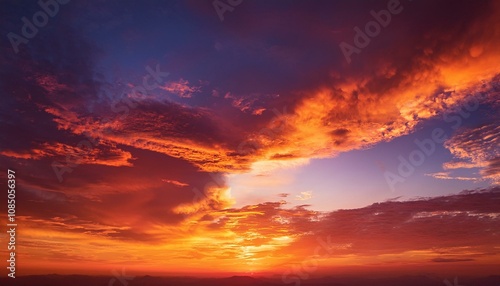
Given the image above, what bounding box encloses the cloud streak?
[1,0,499,277]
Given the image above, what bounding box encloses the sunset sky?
[0,0,499,281]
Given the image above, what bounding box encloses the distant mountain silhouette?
[2,274,500,286]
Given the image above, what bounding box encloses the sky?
[0,0,499,280]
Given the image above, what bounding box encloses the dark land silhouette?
[2,274,500,286]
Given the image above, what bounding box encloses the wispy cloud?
[160,78,201,98]
[440,123,500,183]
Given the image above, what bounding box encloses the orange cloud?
[162,179,189,187]
[3,0,500,279]
[0,142,133,167]
[37,1,500,178]
[425,172,478,181]
[3,188,498,276]
[441,123,500,184]
[160,78,201,98]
